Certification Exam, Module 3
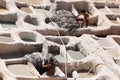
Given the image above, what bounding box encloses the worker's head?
[47,53,53,60]
[50,58,54,62]
[45,17,51,24]
[81,10,86,14]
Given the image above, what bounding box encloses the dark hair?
[81,10,86,13]
[50,58,54,62]
[45,17,51,24]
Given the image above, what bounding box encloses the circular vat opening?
[0,34,13,43]
[48,48,65,63]
[73,1,89,12]
[24,15,38,26]
[0,7,8,13]
[46,37,69,45]
[16,0,43,5]
[18,6,33,13]
[16,3,33,13]
[106,15,119,24]
[19,32,36,42]
[7,64,34,76]
[1,22,17,28]
[94,1,105,9]
[67,50,85,60]
[0,0,8,13]
[20,7,32,13]
[113,37,120,45]
[97,38,114,47]
[77,70,95,78]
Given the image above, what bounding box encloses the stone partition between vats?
[0,0,17,22]
[55,0,89,12]
[1,0,120,80]
[0,30,45,55]
[0,0,6,8]
[1,33,120,79]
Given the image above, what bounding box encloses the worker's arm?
[42,64,51,68]
[75,14,81,19]
[75,13,85,21]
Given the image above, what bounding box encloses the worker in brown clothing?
[42,58,56,76]
[76,10,89,28]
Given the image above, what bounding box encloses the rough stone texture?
[23,52,43,66]
[77,34,120,80]
[56,1,72,11]
[94,1,105,8]
[106,1,119,8]
[0,0,6,8]
[0,0,17,22]
[1,0,120,80]
[73,1,89,12]
[0,13,17,22]
[0,31,45,54]
[2,33,120,79]
[24,15,39,26]
[51,10,80,31]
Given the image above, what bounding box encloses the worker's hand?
[48,64,52,67]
